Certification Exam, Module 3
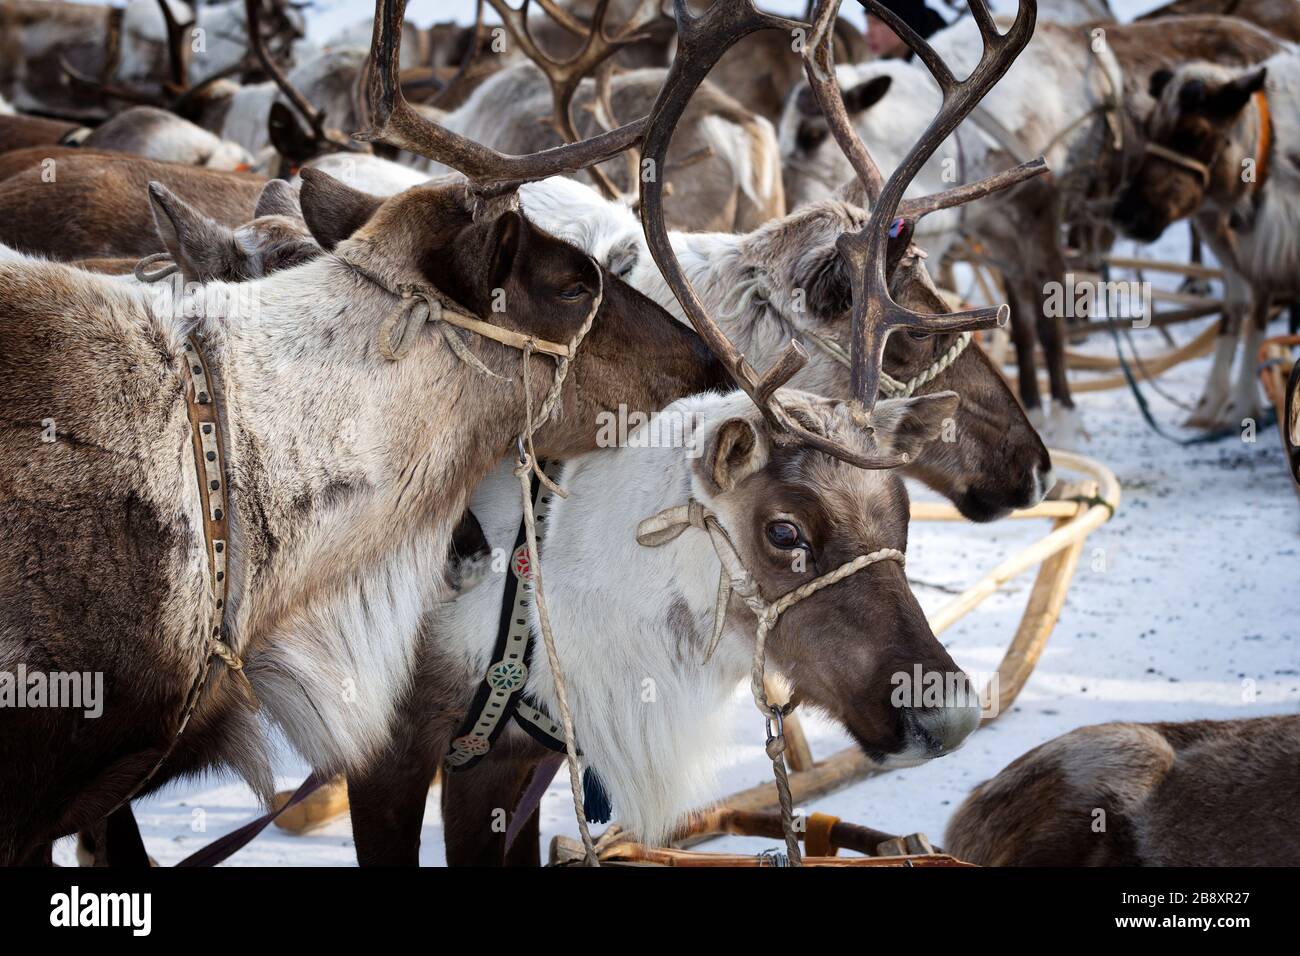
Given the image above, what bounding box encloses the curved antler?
[356,0,648,191]
[639,0,930,469]
[800,0,1039,408]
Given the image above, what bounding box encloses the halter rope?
[636,499,904,866]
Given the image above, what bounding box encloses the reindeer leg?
[348,732,441,867]
[442,745,547,867]
[1188,224,1247,430]
[1223,294,1269,429]
[1006,280,1044,427]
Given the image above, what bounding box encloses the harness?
[1142,90,1273,197]
[445,461,572,770]
[716,274,973,398]
[102,334,250,819]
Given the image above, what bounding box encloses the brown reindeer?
[0,113,86,154]
[1141,0,1300,43]
[945,715,1300,865]
[1113,48,1298,428]
[0,149,269,259]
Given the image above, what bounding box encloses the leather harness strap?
[445,460,570,771]
[101,335,248,821]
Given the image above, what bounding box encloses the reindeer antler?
[356,0,648,192]
[244,0,360,154]
[800,0,1039,408]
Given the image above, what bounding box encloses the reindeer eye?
[766,521,803,550]
[559,285,587,301]
[908,330,930,341]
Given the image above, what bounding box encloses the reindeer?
[1140,0,1300,43]
[518,175,1054,520]
[779,15,1282,442]
[0,0,304,121]
[0,0,776,855]
[945,715,1300,865]
[0,113,86,154]
[416,64,784,232]
[79,106,256,171]
[344,0,1048,866]
[1113,49,1299,429]
[353,388,982,862]
[0,149,272,259]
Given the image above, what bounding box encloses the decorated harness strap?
[445,461,569,770]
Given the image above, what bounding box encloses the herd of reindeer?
[0,0,1296,868]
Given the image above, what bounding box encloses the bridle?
[636,497,905,866]
[717,273,973,399]
[1141,89,1273,198]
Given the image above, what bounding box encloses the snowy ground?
[52,0,1300,866]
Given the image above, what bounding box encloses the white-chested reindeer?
[1114,49,1300,430]
[350,389,986,861]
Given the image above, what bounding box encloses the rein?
[636,499,905,866]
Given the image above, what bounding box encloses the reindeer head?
[1114,63,1268,242]
[691,390,981,764]
[778,62,930,209]
[294,169,723,459]
[146,179,320,283]
[738,199,1052,520]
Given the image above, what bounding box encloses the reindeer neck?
[198,255,521,652]
[512,395,756,839]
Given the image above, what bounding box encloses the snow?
[51,0,1300,866]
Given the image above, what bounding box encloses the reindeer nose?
[902,697,981,757]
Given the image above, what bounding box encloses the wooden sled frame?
[1258,334,1300,503]
[558,450,1120,866]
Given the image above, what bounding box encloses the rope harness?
[717,275,972,399]
[636,499,904,866]
[1141,90,1272,197]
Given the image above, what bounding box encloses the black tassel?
[582,766,612,824]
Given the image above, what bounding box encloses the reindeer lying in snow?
[516,176,1054,522]
[0,166,728,864]
[79,106,255,171]
[946,715,1300,865]
[348,388,983,861]
[778,15,1282,443]
[1114,50,1300,430]
[0,149,273,259]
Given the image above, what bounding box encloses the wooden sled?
[1257,334,1300,503]
[551,811,973,867]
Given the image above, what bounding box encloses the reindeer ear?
[704,417,767,494]
[1149,69,1173,100]
[843,74,892,114]
[489,210,523,290]
[796,244,852,322]
[268,101,318,166]
[254,178,301,220]
[871,392,961,459]
[298,168,381,251]
[1205,67,1267,118]
[147,181,246,283]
